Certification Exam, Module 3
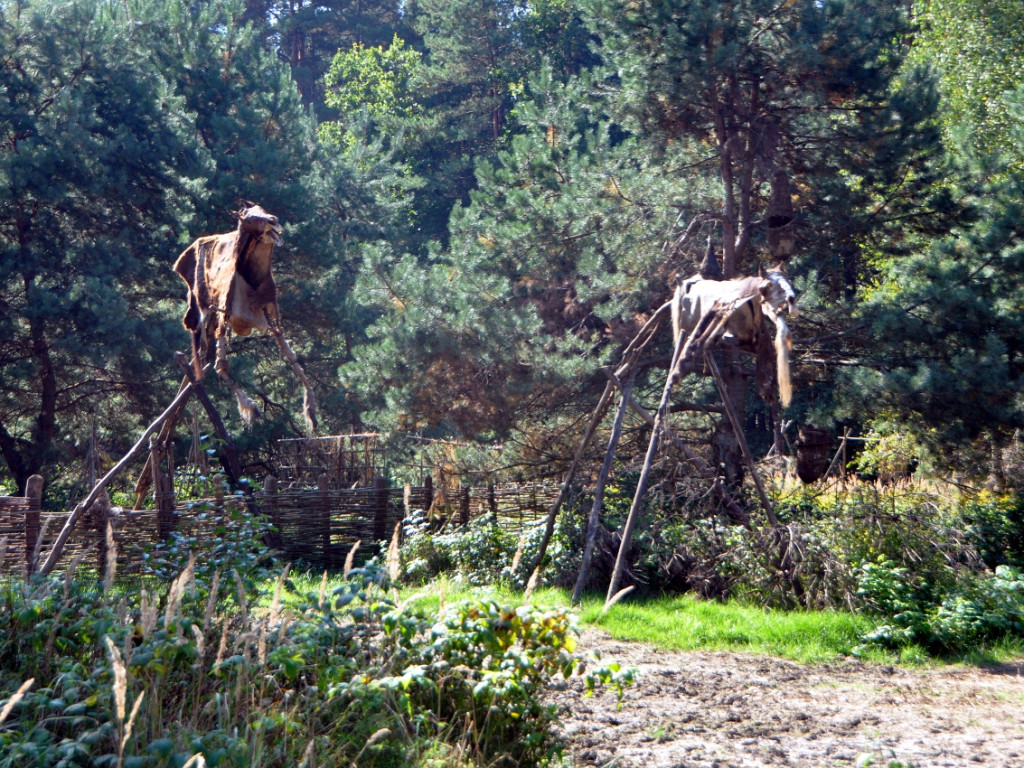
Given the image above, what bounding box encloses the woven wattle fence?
[0,474,560,577]
[259,479,556,567]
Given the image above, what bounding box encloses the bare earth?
[554,629,1024,768]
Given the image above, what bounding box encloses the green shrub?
[0,504,626,768]
[855,562,1024,654]
[399,510,577,590]
[961,491,1024,569]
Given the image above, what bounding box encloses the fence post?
[319,473,331,563]
[151,435,178,541]
[423,474,433,512]
[263,475,282,547]
[372,477,389,542]
[459,485,470,527]
[25,474,43,575]
[92,495,110,583]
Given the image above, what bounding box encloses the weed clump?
[0,505,628,767]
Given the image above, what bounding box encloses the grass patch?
[269,573,1024,668]
[392,581,871,664]
[575,593,873,664]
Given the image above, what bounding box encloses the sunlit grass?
[261,572,1024,667]
[569,593,871,664]
[397,581,871,663]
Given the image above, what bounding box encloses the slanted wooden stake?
[572,370,635,604]
[39,372,205,577]
[704,352,778,525]
[603,368,750,527]
[523,379,615,599]
[174,352,245,490]
[523,304,669,598]
[704,350,806,601]
[604,322,689,611]
[132,376,192,509]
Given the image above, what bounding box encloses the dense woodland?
[1,0,1024,499]
[5,3,1024,765]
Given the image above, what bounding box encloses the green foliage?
[321,34,422,145]
[856,561,1024,655]
[910,0,1024,169]
[376,598,632,766]
[844,140,1024,448]
[265,0,411,112]
[960,491,1024,569]
[0,513,627,767]
[0,0,204,490]
[399,510,576,590]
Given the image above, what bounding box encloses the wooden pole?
[459,485,470,527]
[92,495,110,582]
[602,370,750,527]
[523,379,616,598]
[133,375,193,508]
[319,473,331,563]
[422,474,434,513]
[263,475,282,548]
[706,344,806,603]
[572,371,635,604]
[39,375,202,577]
[704,352,778,526]
[604,325,689,611]
[151,435,172,541]
[523,326,659,599]
[372,477,389,542]
[174,352,244,491]
[24,474,43,575]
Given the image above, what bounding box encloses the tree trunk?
[712,349,748,490]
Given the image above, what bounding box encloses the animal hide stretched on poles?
[173,204,318,433]
[671,265,797,407]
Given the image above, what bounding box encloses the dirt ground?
[553,629,1024,768]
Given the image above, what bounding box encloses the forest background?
[2,0,1024,503]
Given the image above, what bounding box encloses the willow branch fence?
[0,473,559,580]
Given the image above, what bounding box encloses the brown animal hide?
[173,204,317,432]
[671,267,797,407]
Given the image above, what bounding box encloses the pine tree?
[160,0,317,228]
[841,94,1024,460]
[580,0,942,482]
[0,0,204,491]
[337,64,686,445]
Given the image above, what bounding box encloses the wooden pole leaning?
[602,372,750,526]
[523,305,669,599]
[132,375,193,509]
[572,369,635,604]
[522,380,615,598]
[174,352,245,489]
[603,324,689,612]
[704,351,777,525]
[38,369,207,577]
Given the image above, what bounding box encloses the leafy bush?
[399,509,576,590]
[855,560,1024,654]
[960,491,1024,569]
[0,504,627,768]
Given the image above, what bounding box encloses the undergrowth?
[396,481,1024,660]
[0,506,631,768]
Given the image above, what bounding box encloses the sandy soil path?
[554,629,1024,768]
